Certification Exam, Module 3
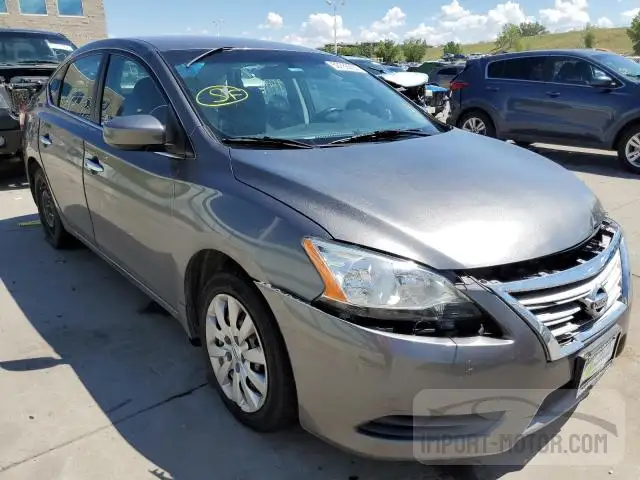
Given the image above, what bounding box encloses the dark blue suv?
[448,50,640,173]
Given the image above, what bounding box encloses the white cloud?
[282,13,351,47]
[259,12,284,30]
[596,16,613,28]
[622,8,640,20]
[359,7,406,41]
[406,0,531,44]
[539,0,590,32]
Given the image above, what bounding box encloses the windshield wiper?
[329,128,433,145]
[222,136,315,149]
[186,47,236,68]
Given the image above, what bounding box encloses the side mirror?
[103,114,166,150]
[589,75,616,89]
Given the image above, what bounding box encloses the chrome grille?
[472,219,631,361]
[510,249,622,345]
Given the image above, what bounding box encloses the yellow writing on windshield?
[196,85,249,107]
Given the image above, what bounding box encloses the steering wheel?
[312,107,344,122]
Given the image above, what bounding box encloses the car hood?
[230,130,605,270]
[379,71,429,88]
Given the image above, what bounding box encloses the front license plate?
[577,335,617,396]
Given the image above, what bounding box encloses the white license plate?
[577,335,617,396]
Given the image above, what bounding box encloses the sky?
[103,0,640,47]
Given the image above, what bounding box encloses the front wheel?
[459,111,496,138]
[618,126,640,174]
[198,273,297,432]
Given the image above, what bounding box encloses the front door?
[82,53,179,305]
[531,56,625,147]
[38,54,104,239]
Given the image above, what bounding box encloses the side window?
[59,54,102,120]
[487,57,544,81]
[100,55,167,125]
[48,66,66,106]
[548,57,600,85]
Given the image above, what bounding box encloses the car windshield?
[594,53,640,83]
[0,32,76,64]
[165,49,441,145]
[346,57,392,74]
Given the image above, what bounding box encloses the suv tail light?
[450,80,469,91]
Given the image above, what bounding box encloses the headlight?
[302,238,484,334]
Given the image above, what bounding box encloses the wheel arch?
[612,117,640,151]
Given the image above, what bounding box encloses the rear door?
[82,52,180,305]
[484,56,551,139]
[38,53,104,240]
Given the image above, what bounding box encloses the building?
[0,0,107,46]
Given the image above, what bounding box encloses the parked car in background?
[0,28,76,173]
[409,60,447,76]
[343,55,447,115]
[448,49,640,173]
[23,36,632,461]
[427,63,466,88]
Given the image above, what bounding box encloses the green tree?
[495,23,522,51]
[402,38,429,63]
[628,11,640,54]
[518,21,548,37]
[375,40,402,63]
[583,23,597,48]
[442,41,463,56]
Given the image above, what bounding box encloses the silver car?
[23,36,632,460]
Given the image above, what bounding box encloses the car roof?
[0,28,69,38]
[480,49,615,62]
[76,36,326,55]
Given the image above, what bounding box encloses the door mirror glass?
[589,75,615,88]
[103,114,166,150]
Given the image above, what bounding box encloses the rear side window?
[487,57,546,81]
[59,54,103,121]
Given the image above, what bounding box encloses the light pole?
[325,0,346,55]
[212,18,224,37]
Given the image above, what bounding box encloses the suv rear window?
[487,57,547,81]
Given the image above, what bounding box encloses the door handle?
[486,86,500,92]
[84,156,104,174]
[39,134,52,146]
[546,91,561,97]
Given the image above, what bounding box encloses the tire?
[33,168,75,249]
[458,110,496,138]
[617,125,640,174]
[198,272,297,432]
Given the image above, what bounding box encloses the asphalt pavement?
[0,145,639,480]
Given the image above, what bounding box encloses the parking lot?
[0,145,639,480]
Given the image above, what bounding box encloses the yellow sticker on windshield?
[196,85,249,107]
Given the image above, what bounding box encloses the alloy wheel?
[625,133,640,167]
[461,117,487,135]
[205,293,268,413]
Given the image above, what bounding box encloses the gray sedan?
[23,36,632,461]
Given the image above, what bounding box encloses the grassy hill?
[423,27,634,60]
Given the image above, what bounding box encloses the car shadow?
[0,212,463,479]
[530,144,639,180]
[0,170,29,192]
